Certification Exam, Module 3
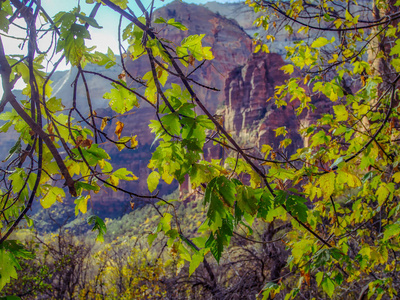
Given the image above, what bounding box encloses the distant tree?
[0,0,400,299]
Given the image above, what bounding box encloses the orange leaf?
[304,272,311,286]
[188,54,195,66]
[75,136,83,148]
[118,71,126,80]
[80,139,93,148]
[48,123,55,141]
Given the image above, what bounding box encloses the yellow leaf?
[162,172,174,184]
[110,175,119,187]
[131,135,138,148]
[40,186,66,209]
[304,74,310,84]
[115,136,131,151]
[262,44,270,53]
[393,172,400,183]
[76,195,90,215]
[333,105,348,122]
[274,126,288,137]
[101,118,108,131]
[115,121,124,139]
[318,172,335,200]
[280,64,294,75]
[376,183,394,206]
[261,144,272,158]
[328,54,338,64]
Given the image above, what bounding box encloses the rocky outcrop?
[124,0,253,113]
[222,52,303,153]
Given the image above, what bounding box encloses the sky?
[0,0,241,93]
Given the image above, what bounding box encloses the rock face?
[125,0,253,113]
[222,52,303,153]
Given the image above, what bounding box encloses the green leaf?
[280,138,292,148]
[45,97,64,112]
[8,168,29,200]
[330,157,345,170]
[148,233,158,247]
[75,13,102,28]
[0,121,12,133]
[167,18,188,30]
[73,144,110,166]
[161,113,181,136]
[196,115,214,130]
[204,180,225,229]
[258,190,273,219]
[155,17,188,30]
[180,34,214,61]
[92,49,117,68]
[216,176,236,207]
[158,213,173,232]
[383,222,400,241]
[40,186,65,209]
[0,249,19,290]
[113,168,138,181]
[236,185,258,216]
[147,171,160,193]
[107,0,128,9]
[189,252,204,276]
[316,272,324,286]
[286,194,308,223]
[75,181,100,194]
[321,277,335,297]
[154,17,167,24]
[205,233,223,263]
[390,39,400,56]
[87,215,107,242]
[24,215,34,227]
[3,139,21,163]
[311,130,331,146]
[0,11,10,33]
[1,0,12,15]
[115,136,131,151]
[2,296,21,300]
[262,282,281,299]
[0,109,18,121]
[104,83,138,114]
